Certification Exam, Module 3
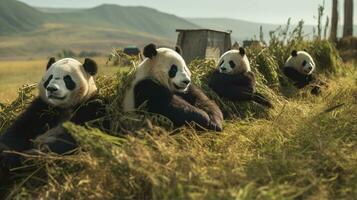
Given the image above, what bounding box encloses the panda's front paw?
[208,121,223,132]
[311,86,321,95]
[194,109,210,122]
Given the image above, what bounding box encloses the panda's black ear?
[143,43,157,59]
[291,50,298,57]
[46,57,56,70]
[83,58,98,76]
[239,47,245,56]
[175,46,183,55]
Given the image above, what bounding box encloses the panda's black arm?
[178,85,223,131]
[21,96,109,157]
[0,97,69,152]
[70,96,109,131]
[213,82,255,101]
[233,72,256,86]
[209,70,255,88]
[283,67,314,88]
[32,125,78,155]
[33,97,110,156]
[209,71,255,100]
[134,79,211,128]
[209,70,231,86]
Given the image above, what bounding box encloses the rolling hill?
[0,0,45,34]
[1,0,356,59]
[0,0,198,59]
[48,4,199,39]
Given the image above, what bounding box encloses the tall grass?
[0,23,356,199]
[2,69,356,199]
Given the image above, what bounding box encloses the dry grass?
[1,68,356,199]
[0,35,356,199]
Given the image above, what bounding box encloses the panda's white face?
[217,49,251,74]
[39,58,98,109]
[285,51,316,75]
[122,44,191,112]
[150,48,191,93]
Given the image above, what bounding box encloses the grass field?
[0,57,120,102]
[1,62,356,199]
[0,37,356,199]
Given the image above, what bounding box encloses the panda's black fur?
[283,50,321,95]
[134,79,223,131]
[208,48,273,108]
[130,44,223,131]
[209,70,272,107]
[283,67,316,88]
[0,58,108,170]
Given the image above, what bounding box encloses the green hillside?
[0,1,198,39]
[0,0,45,35]
[50,4,199,39]
[0,1,199,58]
[36,7,82,13]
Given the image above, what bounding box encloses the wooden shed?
[176,29,232,63]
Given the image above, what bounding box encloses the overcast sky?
[19,0,356,25]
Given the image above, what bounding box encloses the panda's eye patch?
[43,75,53,88]
[219,60,224,66]
[229,61,236,68]
[169,65,178,78]
[302,60,307,66]
[63,75,76,90]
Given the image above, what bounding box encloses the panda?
[123,43,223,131]
[0,57,108,170]
[208,48,273,107]
[283,50,319,92]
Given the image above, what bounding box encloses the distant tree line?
[57,49,102,58]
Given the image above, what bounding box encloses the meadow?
[0,32,356,199]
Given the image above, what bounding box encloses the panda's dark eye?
[302,60,307,66]
[169,65,178,78]
[229,60,236,68]
[63,75,76,90]
[219,60,224,66]
[43,75,53,88]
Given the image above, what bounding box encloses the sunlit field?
[2,0,357,198]
[0,57,120,102]
[1,34,357,198]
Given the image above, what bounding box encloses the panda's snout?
[182,79,191,85]
[47,86,59,93]
[221,67,227,71]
